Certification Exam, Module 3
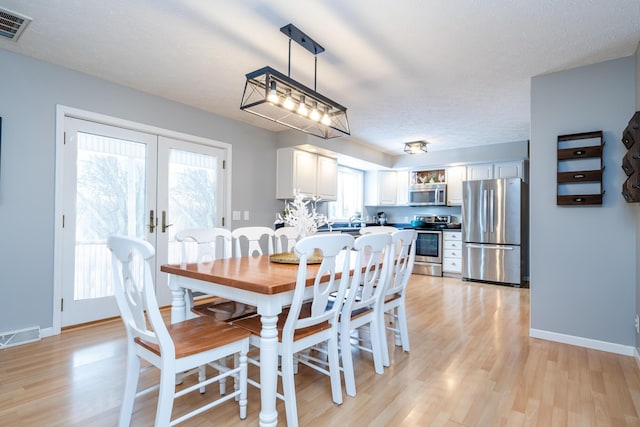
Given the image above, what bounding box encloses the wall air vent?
[0,7,32,41]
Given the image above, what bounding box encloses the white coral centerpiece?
[277,190,331,238]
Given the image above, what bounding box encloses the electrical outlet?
[635,314,639,334]
[232,211,240,221]
[244,211,250,221]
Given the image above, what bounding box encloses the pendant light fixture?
[240,23,350,139]
[404,141,429,154]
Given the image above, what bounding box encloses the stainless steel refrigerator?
[462,178,527,286]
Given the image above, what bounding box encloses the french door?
[59,116,226,327]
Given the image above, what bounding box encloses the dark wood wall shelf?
[556,131,604,206]
[621,112,640,202]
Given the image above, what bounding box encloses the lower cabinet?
[442,230,463,277]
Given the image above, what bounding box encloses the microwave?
[409,183,447,206]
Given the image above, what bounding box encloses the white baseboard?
[530,328,635,356]
[635,347,640,368]
[40,327,54,338]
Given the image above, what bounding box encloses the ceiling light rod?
[281,23,324,91]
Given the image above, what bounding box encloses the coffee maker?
[376,212,388,225]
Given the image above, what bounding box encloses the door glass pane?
[167,148,218,264]
[74,133,146,300]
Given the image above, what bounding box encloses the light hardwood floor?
[2,275,639,426]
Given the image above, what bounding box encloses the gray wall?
[530,56,636,346]
[635,43,640,354]
[0,48,280,333]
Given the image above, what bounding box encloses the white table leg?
[258,313,279,427]
[168,276,186,324]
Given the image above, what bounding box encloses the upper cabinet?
[466,160,527,182]
[445,166,467,206]
[365,170,409,206]
[365,170,397,206]
[276,148,337,200]
[446,161,526,206]
[466,163,494,181]
[396,170,409,205]
[316,154,338,200]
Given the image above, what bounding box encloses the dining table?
[160,253,351,427]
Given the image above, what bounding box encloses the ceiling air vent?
[0,7,31,41]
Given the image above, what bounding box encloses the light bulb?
[321,107,331,126]
[297,95,308,116]
[267,81,279,104]
[309,102,321,121]
[283,89,295,110]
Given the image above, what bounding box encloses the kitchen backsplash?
[363,205,461,224]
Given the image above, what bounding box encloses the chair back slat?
[285,234,354,336]
[175,227,232,265]
[274,226,299,253]
[386,230,417,296]
[346,233,393,315]
[231,226,275,257]
[108,236,174,354]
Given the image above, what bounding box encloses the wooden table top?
[161,254,346,295]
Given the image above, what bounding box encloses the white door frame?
[52,105,232,335]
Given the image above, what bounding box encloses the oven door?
[414,230,442,276]
[415,230,442,263]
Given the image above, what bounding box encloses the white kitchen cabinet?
[316,154,338,200]
[494,160,526,181]
[445,166,466,206]
[442,230,463,277]
[276,148,337,200]
[465,161,526,182]
[396,170,409,205]
[466,163,494,181]
[365,170,402,206]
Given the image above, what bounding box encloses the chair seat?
[135,316,250,358]
[233,303,331,342]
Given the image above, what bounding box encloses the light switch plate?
[232,211,240,221]
[243,211,250,221]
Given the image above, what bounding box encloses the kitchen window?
[328,166,363,220]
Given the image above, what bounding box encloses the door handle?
[161,210,173,233]
[489,189,495,233]
[465,243,514,250]
[148,210,156,233]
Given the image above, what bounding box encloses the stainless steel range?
[410,215,456,277]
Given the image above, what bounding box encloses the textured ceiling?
[1,0,639,155]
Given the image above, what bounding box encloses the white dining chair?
[175,227,255,321]
[274,226,299,253]
[231,226,275,257]
[233,233,355,427]
[359,225,398,235]
[338,232,393,397]
[108,235,250,427]
[380,229,417,366]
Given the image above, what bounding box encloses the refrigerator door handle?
[465,243,515,250]
[483,189,488,234]
[489,189,495,233]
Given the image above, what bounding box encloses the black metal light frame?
[240,24,350,139]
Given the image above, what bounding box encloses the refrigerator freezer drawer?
[462,243,521,285]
